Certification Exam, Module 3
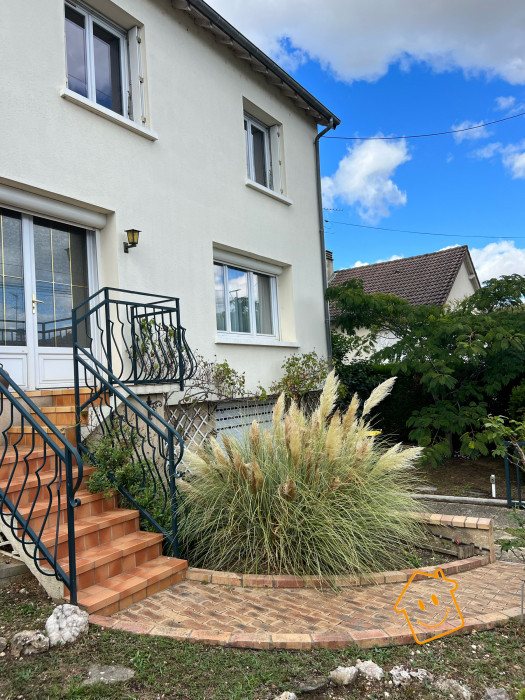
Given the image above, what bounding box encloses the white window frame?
[244,112,273,191]
[64,0,130,119]
[214,261,280,341]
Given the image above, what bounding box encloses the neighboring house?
[328,246,481,354]
[0,2,339,614]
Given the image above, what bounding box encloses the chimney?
[326,249,334,280]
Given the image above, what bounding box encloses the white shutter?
[127,26,146,124]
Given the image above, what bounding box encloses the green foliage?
[177,372,424,577]
[179,353,249,404]
[483,414,525,471]
[269,351,330,401]
[509,380,525,421]
[86,421,172,533]
[327,274,525,465]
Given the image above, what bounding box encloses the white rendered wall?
[0,0,329,392]
[447,261,480,305]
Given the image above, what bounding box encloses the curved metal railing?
[72,288,193,556]
[0,369,83,603]
[73,287,196,387]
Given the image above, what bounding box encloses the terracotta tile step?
[0,447,53,480]
[33,406,88,427]
[39,508,139,552]
[66,556,188,614]
[12,490,117,533]
[0,466,95,505]
[7,424,77,448]
[10,388,92,400]
[42,531,167,589]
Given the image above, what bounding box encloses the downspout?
[315,118,335,364]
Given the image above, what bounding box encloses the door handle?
[32,294,44,314]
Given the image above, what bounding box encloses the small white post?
[490,474,496,498]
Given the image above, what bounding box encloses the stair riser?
[50,517,141,560]
[2,468,94,506]
[8,431,77,449]
[76,543,163,590]
[0,457,54,481]
[10,493,118,533]
[34,412,88,428]
[86,570,186,616]
[54,394,107,408]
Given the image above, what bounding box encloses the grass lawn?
[1,576,524,699]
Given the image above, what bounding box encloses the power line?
[324,111,525,141]
[324,219,525,240]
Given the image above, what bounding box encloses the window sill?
[60,88,158,141]
[245,180,293,206]
[216,334,299,348]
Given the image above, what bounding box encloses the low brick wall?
[418,513,495,563]
[185,513,494,588]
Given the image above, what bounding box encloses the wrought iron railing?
[0,369,82,604]
[72,289,192,556]
[504,441,524,508]
[72,288,196,387]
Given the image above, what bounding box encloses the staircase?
[0,386,187,616]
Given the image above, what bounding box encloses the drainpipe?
[314,118,335,364]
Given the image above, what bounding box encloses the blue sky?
[211,0,525,282]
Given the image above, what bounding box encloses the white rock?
[435,678,472,699]
[0,638,6,653]
[484,690,510,700]
[10,630,49,658]
[45,604,89,647]
[329,666,359,686]
[390,666,434,686]
[356,660,384,681]
[274,693,297,700]
[389,666,412,686]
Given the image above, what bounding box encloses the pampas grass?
[177,371,424,577]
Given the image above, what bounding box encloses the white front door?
[0,208,95,390]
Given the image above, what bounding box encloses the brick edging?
[89,603,522,650]
[184,553,490,589]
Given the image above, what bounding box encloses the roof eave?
[171,0,341,127]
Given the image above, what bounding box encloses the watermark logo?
[394,568,464,645]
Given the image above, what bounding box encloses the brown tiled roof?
[329,246,477,310]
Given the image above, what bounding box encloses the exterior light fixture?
[124,228,141,253]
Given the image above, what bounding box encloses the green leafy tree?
[327,274,525,465]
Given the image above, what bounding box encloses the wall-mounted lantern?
[124,228,141,253]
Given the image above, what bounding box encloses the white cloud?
[495,96,516,111]
[494,94,525,114]
[502,145,525,178]
[209,0,525,84]
[470,139,525,177]
[471,142,502,159]
[470,241,525,282]
[452,120,491,143]
[322,139,410,223]
[446,153,454,163]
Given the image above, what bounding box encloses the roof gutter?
[315,118,336,364]
[172,0,340,127]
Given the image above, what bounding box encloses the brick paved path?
[97,561,525,649]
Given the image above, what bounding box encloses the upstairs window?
[65,2,127,116]
[214,262,278,338]
[244,113,272,190]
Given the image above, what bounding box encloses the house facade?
[1,0,339,393]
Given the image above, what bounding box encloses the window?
[64,1,144,120]
[244,113,272,189]
[214,262,278,338]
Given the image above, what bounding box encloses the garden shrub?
[86,420,173,535]
[177,371,425,577]
[508,381,525,421]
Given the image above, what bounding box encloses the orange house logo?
[394,568,464,644]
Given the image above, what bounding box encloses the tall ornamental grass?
[177,371,424,577]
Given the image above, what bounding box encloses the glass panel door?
[33,218,89,349]
[0,209,26,347]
